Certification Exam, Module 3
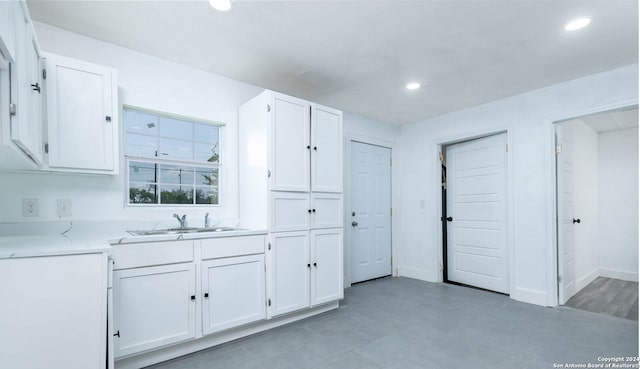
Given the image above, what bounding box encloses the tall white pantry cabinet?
[239,91,344,318]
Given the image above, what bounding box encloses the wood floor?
[565,277,638,321]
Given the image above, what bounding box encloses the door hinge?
[557,275,562,284]
[44,143,49,153]
[390,159,392,167]
[555,145,562,154]
[439,151,444,162]
[267,298,271,307]
[267,169,271,178]
[268,242,271,251]
[390,257,393,266]
[267,104,271,112]
[390,208,392,216]
[9,103,16,116]
[42,68,46,79]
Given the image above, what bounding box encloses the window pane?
[160,185,194,204]
[126,110,158,135]
[159,138,193,160]
[194,123,219,143]
[194,142,219,163]
[196,186,218,205]
[159,165,194,185]
[195,167,218,186]
[126,133,158,157]
[129,161,157,183]
[129,183,157,204]
[159,117,193,141]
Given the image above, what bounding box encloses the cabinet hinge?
[42,68,46,80]
[390,159,392,167]
[44,143,49,153]
[267,104,271,112]
[267,169,271,178]
[390,257,393,266]
[555,145,562,154]
[390,208,392,216]
[506,144,508,152]
[268,242,271,250]
[267,298,271,307]
[557,275,562,284]
[9,103,16,116]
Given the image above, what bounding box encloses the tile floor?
[147,277,638,369]
[566,277,639,320]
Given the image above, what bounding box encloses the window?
[124,107,221,206]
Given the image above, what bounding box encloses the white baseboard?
[512,287,548,307]
[397,266,436,282]
[576,268,600,291]
[600,268,639,282]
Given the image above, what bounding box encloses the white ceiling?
[578,106,639,132]
[26,0,638,125]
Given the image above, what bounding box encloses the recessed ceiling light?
[209,0,232,12]
[565,17,591,31]
[406,82,421,90]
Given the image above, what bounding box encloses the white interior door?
[350,141,392,283]
[556,124,577,304]
[446,133,509,294]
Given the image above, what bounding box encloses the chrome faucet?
[173,213,187,229]
[204,212,210,228]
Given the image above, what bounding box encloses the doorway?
[349,141,392,284]
[555,106,638,319]
[442,133,509,294]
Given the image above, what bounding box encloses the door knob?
[352,221,358,227]
[573,218,581,224]
[446,217,453,222]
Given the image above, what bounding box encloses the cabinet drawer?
[201,235,265,260]
[111,240,194,270]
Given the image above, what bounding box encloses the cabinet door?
[310,193,343,229]
[10,7,42,164]
[269,92,310,191]
[0,253,108,369]
[45,53,118,172]
[113,263,196,357]
[311,104,342,193]
[270,191,311,232]
[267,231,310,317]
[311,229,343,306]
[201,255,266,335]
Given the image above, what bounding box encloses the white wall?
[598,127,639,281]
[395,63,638,306]
[561,120,600,291]
[342,112,399,286]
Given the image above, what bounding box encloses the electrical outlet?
[22,198,39,217]
[57,199,72,217]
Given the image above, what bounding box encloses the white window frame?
[123,105,224,207]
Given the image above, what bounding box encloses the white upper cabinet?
[44,52,119,174]
[0,2,44,168]
[311,104,343,193]
[270,92,311,191]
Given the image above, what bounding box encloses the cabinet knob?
[573,218,581,224]
[307,263,311,268]
[313,146,317,151]
[105,116,112,122]
[308,209,312,213]
[190,295,196,300]
[204,293,209,298]
[312,209,316,213]
[313,262,317,267]
[307,145,311,149]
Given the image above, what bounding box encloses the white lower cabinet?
[0,252,108,369]
[201,254,266,335]
[267,228,343,318]
[113,263,197,357]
